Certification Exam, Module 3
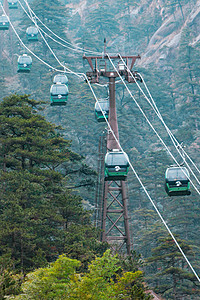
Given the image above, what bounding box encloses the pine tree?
[80,2,120,52]
[146,235,200,299]
[0,94,102,275]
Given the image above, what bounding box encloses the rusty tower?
[83,46,140,255]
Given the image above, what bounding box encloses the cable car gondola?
[95,100,109,122]
[53,74,68,85]
[8,0,18,9]
[17,54,32,73]
[50,83,68,106]
[165,166,191,196]
[0,15,9,30]
[26,26,39,41]
[105,150,129,181]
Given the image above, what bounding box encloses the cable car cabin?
[0,15,9,30]
[105,150,129,181]
[50,83,68,106]
[165,167,191,196]
[17,54,32,73]
[95,100,109,122]
[8,0,18,9]
[53,74,68,85]
[26,26,39,41]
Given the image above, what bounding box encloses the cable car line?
[20,0,83,79]
[38,17,199,230]
[84,55,200,282]
[84,62,200,283]
[117,54,200,195]
[139,72,200,178]
[18,0,89,54]
[0,1,107,93]
[130,67,200,184]
[8,0,124,89]
[0,3,85,80]
[2,1,199,282]
[16,0,110,89]
[4,0,200,240]
[21,0,110,56]
[0,3,62,72]
[23,3,113,91]
[106,54,200,196]
[118,54,200,187]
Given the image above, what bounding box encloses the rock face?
[138,0,200,68]
[64,0,200,71]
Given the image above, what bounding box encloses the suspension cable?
[22,0,109,56]
[18,0,111,88]
[1,1,199,282]
[0,3,87,80]
[21,0,83,78]
[106,54,200,196]
[118,54,200,187]
[18,0,89,54]
[105,53,200,282]
[140,72,200,178]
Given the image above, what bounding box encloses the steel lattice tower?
[83,48,140,254]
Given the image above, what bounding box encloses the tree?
[79,2,120,52]
[146,235,200,299]
[0,94,103,275]
[0,253,22,300]
[10,250,152,299]
[24,0,67,35]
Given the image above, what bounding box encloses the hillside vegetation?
[0,0,200,299]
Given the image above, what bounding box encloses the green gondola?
[95,100,109,122]
[50,83,68,106]
[105,150,129,181]
[165,167,191,196]
[26,26,39,41]
[8,0,18,9]
[17,54,32,73]
[53,74,68,85]
[0,15,9,30]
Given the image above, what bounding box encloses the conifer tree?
[146,235,200,299]
[0,94,103,275]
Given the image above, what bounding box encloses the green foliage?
[26,0,67,34]
[11,250,151,299]
[0,253,22,300]
[146,235,200,299]
[0,94,73,171]
[78,2,120,52]
[1,0,200,298]
[10,254,80,299]
[0,94,104,279]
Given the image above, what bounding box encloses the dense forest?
[0,0,200,299]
